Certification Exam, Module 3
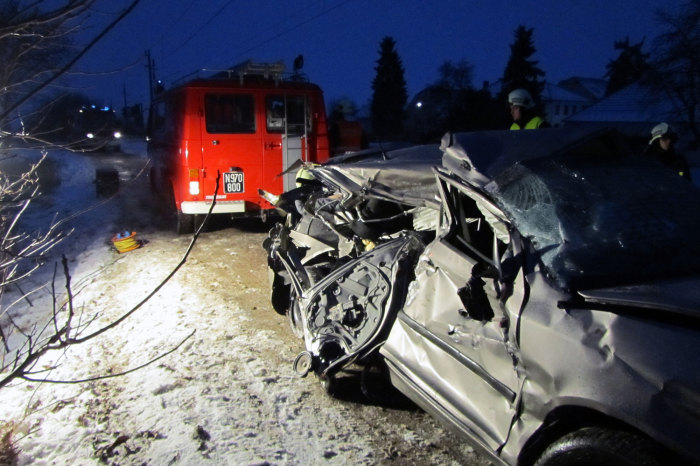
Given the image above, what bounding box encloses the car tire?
[535,426,663,466]
[270,281,290,316]
[360,356,412,408]
[320,374,336,396]
[287,290,304,338]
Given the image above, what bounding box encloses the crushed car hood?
[311,144,443,210]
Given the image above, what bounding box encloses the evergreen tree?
[436,59,474,91]
[370,37,407,140]
[500,25,546,106]
[604,37,650,95]
[404,59,501,142]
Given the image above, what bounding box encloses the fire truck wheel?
[175,211,194,235]
[148,167,158,193]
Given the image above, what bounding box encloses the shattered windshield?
[488,153,700,291]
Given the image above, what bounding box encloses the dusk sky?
[68,0,685,112]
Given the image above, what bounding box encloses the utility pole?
[145,50,155,105]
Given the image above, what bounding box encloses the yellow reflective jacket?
[510,116,547,130]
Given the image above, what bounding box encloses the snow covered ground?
[0,140,486,465]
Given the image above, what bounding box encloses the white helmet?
[649,122,677,144]
[508,89,535,109]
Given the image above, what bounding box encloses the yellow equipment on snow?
[111,231,141,253]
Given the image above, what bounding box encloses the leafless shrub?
[0,0,209,392]
[0,421,20,465]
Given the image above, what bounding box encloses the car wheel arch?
[516,405,668,466]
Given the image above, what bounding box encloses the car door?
[382,176,526,452]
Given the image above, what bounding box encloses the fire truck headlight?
[86,133,94,139]
[114,131,122,139]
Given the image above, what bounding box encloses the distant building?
[542,77,607,127]
[563,82,699,172]
[542,83,592,127]
[557,77,607,102]
[563,82,681,138]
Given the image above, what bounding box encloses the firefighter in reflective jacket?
[644,122,692,181]
[508,88,550,130]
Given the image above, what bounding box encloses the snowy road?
[0,141,488,465]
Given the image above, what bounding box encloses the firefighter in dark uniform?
[644,122,691,181]
[508,88,550,130]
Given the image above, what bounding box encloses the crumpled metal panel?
[506,270,700,463]
[311,144,443,210]
[381,316,513,452]
[297,233,425,376]
[381,242,523,451]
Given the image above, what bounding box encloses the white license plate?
[223,171,244,194]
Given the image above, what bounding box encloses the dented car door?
[381,174,526,452]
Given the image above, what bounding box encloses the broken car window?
[489,152,700,291]
[443,183,507,267]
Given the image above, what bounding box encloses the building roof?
[542,82,591,103]
[557,77,608,101]
[565,82,678,124]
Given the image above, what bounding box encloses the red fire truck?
[147,61,330,233]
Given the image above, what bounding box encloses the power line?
[162,0,236,61]
[228,0,353,63]
[150,0,199,51]
[160,0,355,81]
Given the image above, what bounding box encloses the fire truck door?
[201,92,262,203]
[264,95,310,194]
[282,136,305,191]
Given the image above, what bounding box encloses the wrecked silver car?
[264,128,700,465]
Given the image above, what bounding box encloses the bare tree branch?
[21,329,196,384]
[0,172,221,390]
[0,0,142,124]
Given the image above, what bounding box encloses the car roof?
[440,126,632,188]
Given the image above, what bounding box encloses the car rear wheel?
[535,426,663,466]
